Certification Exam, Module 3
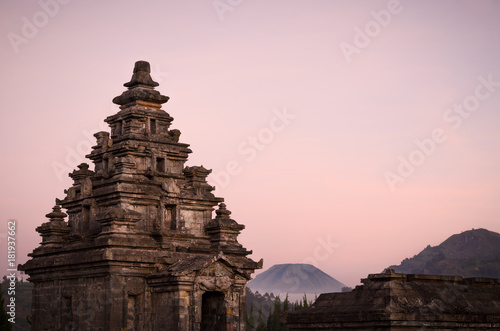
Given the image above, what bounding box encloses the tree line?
[246,288,316,331]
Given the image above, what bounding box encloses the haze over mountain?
[388,228,500,278]
[248,264,346,298]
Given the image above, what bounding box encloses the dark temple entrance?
[201,291,227,331]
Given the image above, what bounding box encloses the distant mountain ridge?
[248,263,346,295]
[388,228,500,278]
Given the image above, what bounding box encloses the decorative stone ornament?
[35,205,70,246]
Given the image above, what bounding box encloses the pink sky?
[1,0,499,287]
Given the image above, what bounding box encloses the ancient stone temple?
[20,61,261,331]
[286,269,500,330]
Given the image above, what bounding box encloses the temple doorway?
[201,291,227,331]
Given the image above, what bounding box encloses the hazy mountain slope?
[388,228,500,278]
[248,263,346,294]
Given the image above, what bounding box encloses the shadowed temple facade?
[20,61,261,331]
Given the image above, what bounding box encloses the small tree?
[256,305,267,331]
[267,296,280,330]
[293,299,303,311]
[246,303,255,330]
[283,294,290,312]
[0,291,12,331]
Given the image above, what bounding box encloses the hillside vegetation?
[388,228,500,278]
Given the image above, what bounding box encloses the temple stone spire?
[112,60,169,108]
[124,60,159,88]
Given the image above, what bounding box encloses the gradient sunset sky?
[1,0,499,287]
